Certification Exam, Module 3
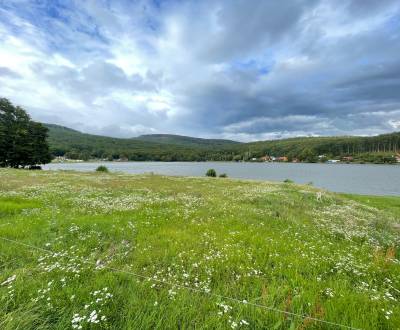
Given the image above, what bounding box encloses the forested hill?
[45,124,239,161]
[45,124,400,163]
[239,132,400,162]
[136,134,240,148]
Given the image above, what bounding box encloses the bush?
[219,173,228,178]
[206,169,217,177]
[283,178,294,183]
[28,165,42,170]
[96,165,109,173]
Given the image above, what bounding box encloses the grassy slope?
[0,169,399,329]
[343,194,400,219]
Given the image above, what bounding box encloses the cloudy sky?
[1,0,400,141]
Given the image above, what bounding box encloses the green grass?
[343,194,400,219]
[0,169,399,329]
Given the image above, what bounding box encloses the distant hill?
[44,124,238,161]
[44,123,400,163]
[235,132,400,163]
[45,124,81,134]
[136,134,240,148]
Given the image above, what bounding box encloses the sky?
[0,0,400,141]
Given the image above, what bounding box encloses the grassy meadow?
[0,169,399,329]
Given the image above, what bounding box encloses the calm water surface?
[43,162,400,196]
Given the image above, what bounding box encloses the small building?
[260,155,271,162]
[54,156,66,162]
[396,154,400,163]
[276,156,288,162]
[342,156,353,162]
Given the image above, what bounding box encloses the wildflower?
[71,314,85,329]
[324,288,334,298]
[384,309,393,319]
[168,289,177,299]
[217,302,232,314]
[88,310,99,323]
[1,275,16,286]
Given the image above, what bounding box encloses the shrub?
[96,165,109,173]
[283,178,294,183]
[28,165,42,170]
[206,169,217,177]
[219,173,228,178]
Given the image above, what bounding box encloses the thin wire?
[389,284,400,294]
[0,235,361,330]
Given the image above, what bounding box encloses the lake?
[43,162,400,196]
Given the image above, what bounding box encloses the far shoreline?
[50,159,400,165]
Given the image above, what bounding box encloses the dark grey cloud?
[199,0,319,62]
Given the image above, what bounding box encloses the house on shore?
[342,156,353,162]
[260,155,272,162]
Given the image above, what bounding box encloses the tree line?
[242,134,400,163]
[0,98,51,168]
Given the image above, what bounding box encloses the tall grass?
[0,168,399,329]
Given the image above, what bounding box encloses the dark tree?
[0,98,52,168]
[28,121,52,165]
[0,98,16,167]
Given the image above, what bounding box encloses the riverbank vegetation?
[1,169,399,329]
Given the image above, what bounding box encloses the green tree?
[299,148,318,163]
[0,98,52,167]
[0,98,12,167]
